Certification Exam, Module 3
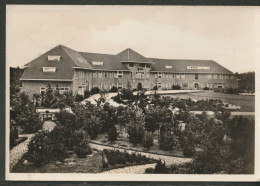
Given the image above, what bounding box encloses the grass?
[166,91,255,112]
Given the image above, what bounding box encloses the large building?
[20,45,238,98]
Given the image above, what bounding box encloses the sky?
[6,5,260,73]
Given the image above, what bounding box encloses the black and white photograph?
[5,5,259,181]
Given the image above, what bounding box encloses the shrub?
[145,168,154,173]
[108,125,118,143]
[152,85,158,90]
[159,134,178,152]
[153,161,170,174]
[172,85,181,90]
[109,86,118,93]
[10,126,18,149]
[84,90,91,99]
[74,146,92,158]
[203,87,209,90]
[120,88,134,100]
[143,133,154,150]
[27,127,68,166]
[226,88,239,95]
[127,124,145,145]
[75,94,84,102]
[90,87,100,95]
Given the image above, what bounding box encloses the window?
[162,73,165,79]
[56,87,70,94]
[98,83,102,89]
[165,74,169,79]
[136,72,145,79]
[93,71,97,78]
[110,72,114,78]
[207,83,212,88]
[158,72,162,78]
[92,61,103,66]
[230,75,234,79]
[219,74,223,79]
[181,83,189,87]
[129,63,134,67]
[104,71,108,78]
[208,74,212,79]
[195,74,198,80]
[165,65,172,69]
[130,72,133,78]
[225,74,229,79]
[214,74,218,79]
[117,83,123,89]
[77,58,88,64]
[48,55,61,61]
[43,67,56,72]
[181,73,185,78]
[40,87,46,94]
[146,72,149,79]
[156,82,162,88]
[176,73,180,78]
[117,71,123,78]
[79,71,84,78]
[155,73,158,79]
[98,71,102,78]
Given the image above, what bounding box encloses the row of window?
[92,71,124,78]
[91,83,123,90]
[40,87,70,94]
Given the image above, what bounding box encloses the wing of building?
[20,45,238,99]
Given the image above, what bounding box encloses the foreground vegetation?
[9,67,255,173]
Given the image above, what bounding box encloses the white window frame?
[98,71,102,78]
[208,74,212,79]
[43,67,56,72]
[117,71,123,78]
[40,87,46,94]
[176,73,180,79]
[219,74,223,79]
[181,73,185,79]
[158,72,162,79]
[214,74,218,79]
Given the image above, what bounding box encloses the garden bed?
[92,130,185,157]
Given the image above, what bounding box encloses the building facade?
[20,45,238,99]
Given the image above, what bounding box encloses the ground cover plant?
[102,149,156,169]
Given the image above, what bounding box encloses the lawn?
[166,91,255,112]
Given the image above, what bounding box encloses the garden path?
[90,143,192,166]
[100,163,156,174]
[9,134,34,171]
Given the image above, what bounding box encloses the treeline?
[235,71,255,93]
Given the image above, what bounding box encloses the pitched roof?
[117,48,152,63]
[21,45,79,80]
[79,52,128,71]
[21,45,234,80]
[149,58,233,74]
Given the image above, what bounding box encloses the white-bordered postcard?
[5,5,260,181]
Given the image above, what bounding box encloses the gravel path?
[100,163,156,174]
[9,134,34,171]
[90,143,192,166]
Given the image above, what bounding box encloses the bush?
[27,127,68,166]
[159,134,178,152]
[108,125,118,143]
[145,168,154,173]
[74,146,92,158]
[172,85,181,90]
[75,94,84,102]
[127,124,145,145]
[203,87,209,90]
[143,133,154,150]
[90,87,100,95]
[153,161,170,174]
[120,88,134,100]
[84,90,91,99]
[10,126,18,149]
[109,86,118,93]
[226,88,239,94]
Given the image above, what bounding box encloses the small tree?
[143,132,154,150]
[109,86,118,93]
[108,125,118,143]
[137,83,142,90]
[90,87,100,95]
